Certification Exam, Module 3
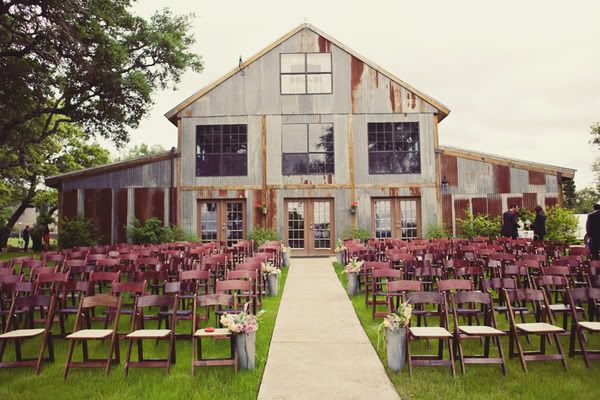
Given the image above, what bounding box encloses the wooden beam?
[433,114,443,225]
[348,114,356,228]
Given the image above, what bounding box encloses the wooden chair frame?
[567,287,600,367]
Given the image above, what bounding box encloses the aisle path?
[258,257,400,400]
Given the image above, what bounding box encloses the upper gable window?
[280,53,332,95]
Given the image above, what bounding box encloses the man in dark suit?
[586,204,600,260]
[501,205,518,239]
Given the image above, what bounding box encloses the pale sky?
[114,0,600,188]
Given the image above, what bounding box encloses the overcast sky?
[118,0,599,188]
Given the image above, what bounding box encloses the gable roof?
[165,23,450,124]
[439,145,576,179]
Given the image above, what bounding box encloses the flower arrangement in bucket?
[334,239,345,264]
[343,258,363,296]
[262,261,281,296]
[378,302,412,372]
[255,202,268,215]
[220,309,265,370]
[349,201,358,214]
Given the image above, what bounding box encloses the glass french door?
[285,199,334,255]
[371,198,420,239]
[197,200,246,246]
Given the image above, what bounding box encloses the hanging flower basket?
[255,202,268,215]
[349,201,358,214]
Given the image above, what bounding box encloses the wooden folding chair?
[125,294,178,375]
[504,288,567,373]
[371,268,403,319]
[450,291,507,375]
[0,295,57,374]
[406,291,455,376]
[567,287,600,367]
[191,294,237,374]
[63,294,122,378]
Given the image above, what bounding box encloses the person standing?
[533,205,546,241]
[586,204,600,260]
[22,225,30,252]
[43,225,51,251]
[501,205,519,239]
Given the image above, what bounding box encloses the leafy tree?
[58,217,99,249]
[573,188,600,214]
[248,226,280,247]
[115,143,166,161]
[425,224,450,239]
[562,179,576,209]
[0,123,110,247]
[0,1,202,168]
[591,123,600,151]
[457,207,501,239]
[545,206,578,244]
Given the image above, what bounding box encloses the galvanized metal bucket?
[335,252,344,264]
[385,327,407,372]
[267,273,279,297]
[346,272,358,296]
[235,331,256,370]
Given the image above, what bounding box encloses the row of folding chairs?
[0,291,250,376]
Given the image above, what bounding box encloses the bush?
[517,207,535,226]
[127,218,198,244]
[248,226,280,246]
[58,217,99,249]
[340,227,372,241]
[545,206,578,244]
[457,207,501,239]
[425,224,449,239]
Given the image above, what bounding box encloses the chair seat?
[542,304,583,312]
[459,325,504,336]
[126,329,171,339]
[66,329,114,339]
[515,322,564,334]
[194,328,231,337]
[410,326,452,338]
[0,328,45,339]
[579,321,600,331]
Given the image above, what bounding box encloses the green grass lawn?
[0,267,288,400]
[1,252,39,261]
[333,262,600,400]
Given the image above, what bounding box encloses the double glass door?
[197,200,245,245]
[371,198,420,239]
[286,199,334,255]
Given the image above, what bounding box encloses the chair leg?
[64,339,76,380]
[495,334,507,375]
[191,336,196,376]
[552,332,568,370]
[456,335,466,374]
[407,335,413,375]
[514,332,528,373]
[124,339,134,376]
[447,337,456,377]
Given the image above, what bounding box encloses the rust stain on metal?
[267,188,277,229]
[523,193,537,210]
[409,92,416,109]
[409,187,421,197]
[442,193,453,233]
[350,56,364,113]
[487,194,502,217]
[389,85,396,113]
[218,189,227,197]
[252,189,263,227]
[317,35,331,53]
[528,170,545,185]
[326,174,332,184]
[236,189,245,198]
[494,165,511,193]
[369,67,379,89]
[388,82,402,113]
[440,154,458,186]
[389,187,399,197]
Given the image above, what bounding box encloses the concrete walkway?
[258,257,400,400]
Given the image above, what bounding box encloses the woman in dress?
[533,205,546,241]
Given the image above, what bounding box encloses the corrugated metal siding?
[529,171,545,185]
[115,189,128,243]
[510,168,529,193]
[507,196,523,209]
[495,165,511,193]
[97,189,112,245]
[523,193,538,210]
[545,197,558,208]
[471,197,488,216]
[151,188,165,223]
[441,154,458,187]
[84,189,97,223]
[62,159,171,189]
[442,193,453,232]
[545,174,558,192]
[134,188,149,222]
[61,190,77,220]
[487,194,502,217]
[454,199,470,235]
[455,157,494,195]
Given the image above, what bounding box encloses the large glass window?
[367,122,420,174]
[282,123,334,175]
[281,53,332,94]
[196,124,247,176]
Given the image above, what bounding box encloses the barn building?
[46,23,575,255]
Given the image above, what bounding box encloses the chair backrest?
[6,295,56,331]
[372,268,403,280]
[363,261,391,271]
[216,279,252,293]
[81,293,121,309]
[89,271,120,283]
[179,269,210,282]
[387,280,422,292]
[135,294,177,309]
[504,288,545,303]
[406,291,446,306]
[196,293,234,307]
[29,266,56,281]
[536,275,568,288]
[111,281,147,296]
[482,277,517,291]
[452,290,493,306]
[437,279,473,292]
[35,272,69,294]
[227,269,257,281]
[95,258,121,269]
[541,266,570,277]
[236,262,260,272]
[568,287,600,302]
[164,281,182,295]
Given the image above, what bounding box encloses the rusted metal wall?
[114,189,128,243]
[96,189,113,245]
[471,197,488,216]
[545,197,558,208]
[523,193,538,210]
[494,165,511,194]
[529,171,546,185]
[442,193,453,232]
[440,154,458,187]
[62,159,171,189]
[61,189,78,220]
[507,196,523,209]
[487,194,503,217]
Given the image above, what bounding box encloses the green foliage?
[115,143,166,161]
[457,207,501,239]
[340,227,373,241]
[58,217,99,249]
[545,206,578,244]
[562,179,576,209]
[517,207,535,225]
[127,218,198,244]
[425,224,450,239]
[573,187,600,214]
[248,226,280,246]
